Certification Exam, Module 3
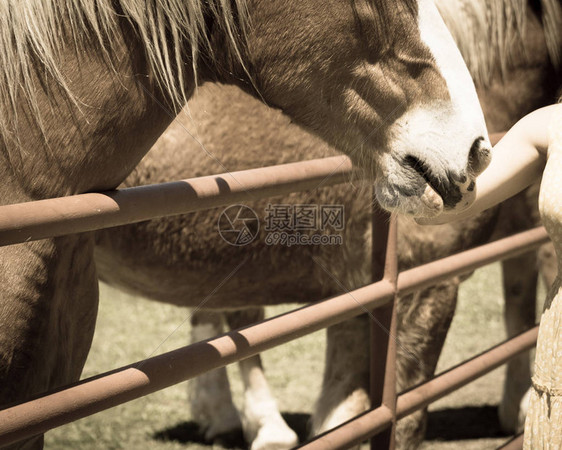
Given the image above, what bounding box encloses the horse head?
[231,0,491,218]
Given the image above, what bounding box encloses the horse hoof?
[249,421,299,450]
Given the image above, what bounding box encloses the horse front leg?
[310,315,370,443]
[188,310,242,443]
[225,308,299,450]
[310,283,458,449]
[395,282,459,449]
[0,235,98,449]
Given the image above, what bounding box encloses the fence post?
[370,202,398,449]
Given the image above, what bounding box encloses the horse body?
[0,12,173,429]
[0,1,492,449]
[94,0,562,448]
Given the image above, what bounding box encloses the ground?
[44,262,543,449]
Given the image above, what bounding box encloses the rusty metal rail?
[0,156,352,246]
[0,224,548,447]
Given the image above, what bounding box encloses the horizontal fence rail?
[0,156,352,246]
[397,226,548,295]
[0,225,548,447]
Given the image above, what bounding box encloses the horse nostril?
[468,136,491,175]
[469,137,484,160]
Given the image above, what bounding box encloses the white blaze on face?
[418,0,484,128]
[412,0,492,185]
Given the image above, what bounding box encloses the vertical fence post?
[370,202,398,449]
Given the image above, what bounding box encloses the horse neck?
[0,21,187,204]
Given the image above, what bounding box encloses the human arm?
[416,104,559,225]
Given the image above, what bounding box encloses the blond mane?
[436,0,562,87]
[0,0,248,141]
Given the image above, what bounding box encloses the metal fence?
[0,142,546,448]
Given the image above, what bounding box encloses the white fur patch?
[418,0,485,119]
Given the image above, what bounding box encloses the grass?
[44,262,542,449]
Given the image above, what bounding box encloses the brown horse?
[94,0,562,448]
[0,1,493,449]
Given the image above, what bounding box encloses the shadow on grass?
[153,412,310,448]
[425,405,509,441]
